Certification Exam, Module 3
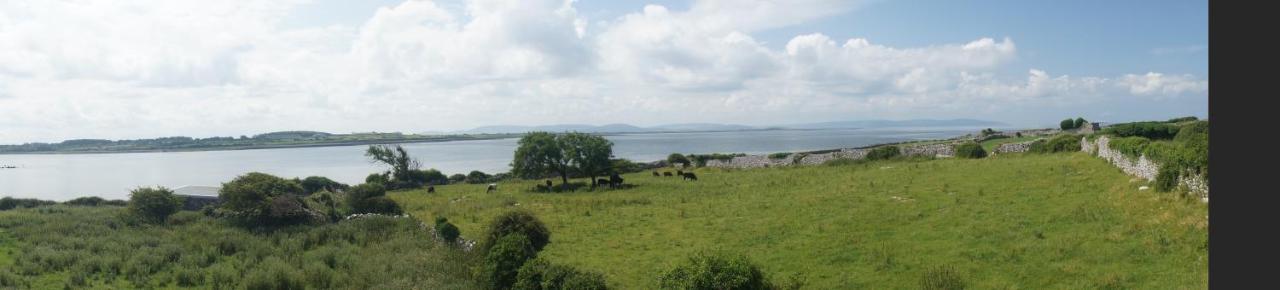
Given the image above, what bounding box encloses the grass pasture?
[391,153,1208,289]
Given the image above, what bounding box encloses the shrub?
[298,176,348,195]
[1074,117,1087,129]
[1102,122,1180,139]
[243,257,305,290]
[481,210,551,254]
[64,196,106,206]
[450,174,468,184]
[128,187,182,224]
[303,190,344,222]
[219,172,305,223]
[1029,134,1081,154]
[482,234,539,290]
[1107,137,1151,158]
[668,153,691,167]
[768,152,793,159]
[1166,116,1199,123]
[954,143,986,159]
[919,266,966,290]
[609,158,647,174]
[468,170,493,184]
[658,252,770,290]
[514,258,609,290]
[175,267,204,287]
[435,218,462,243]
[346,183,403,215]
[866,146,901,161]
[0,197,56,210]
[1154,166,1181,192]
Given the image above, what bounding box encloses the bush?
[298,176,348,195]
[482,234,539,290]
[481,210,551,254]
[468,170,493,184]
[609,158,647,174]
[920,266,966,290]
[1074,117,1087,129]
[243,257,305,290]
[668,153,691,167]
[219,172,305,223]
[1060,118,1076,130]
[64,196,106,206]
[128,187,182,224]
[0,197,56,210]
[954,143,986,159]
[658,252,770,290]
[346,183,403,215]
[450,174,468,184]
[1154,165,1181,192]
[1107,136,1151,158]
[768,152,793,159]
[1029,134,1081,154]
[1102,122,1180,140]
[435,218,461,243]
[1166,116,1199,123]
[514,258,609,290]
[866,146,901,161]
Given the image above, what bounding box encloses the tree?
[449,174,467,184]
[667,153,691,168]
[561,132,614,186]
[467,170,492,184]
[1060,118,1076,130]
[1074,117,1087,129]
[482,234,538,290]
[299,176,347,195]
[128,187,182,224]
[366,144,423,188]
[511,132,572,185]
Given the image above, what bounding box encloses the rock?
[1139,186,1150,191]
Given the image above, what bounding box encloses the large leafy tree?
[561,132,614,186]
[511,132,572,185]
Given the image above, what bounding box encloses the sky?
[0,0,1208,143]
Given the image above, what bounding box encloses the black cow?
[545,179,554,188]
[427,186,435,193]
[663,172,674,177]
[677,170,683,176]
[596,178,610,187]
[652,171,660,177]
[487,184,497,193]
[682,172,698,181]
[609,174,625,188]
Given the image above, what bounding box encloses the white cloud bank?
[0,0,1208,142]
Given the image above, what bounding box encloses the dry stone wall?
[994,140,1036,154]
[704,143,957,169]
[797,148,870,165]
[1082,136,1208,201]
[901,143,955,158]
[703,154,797,169]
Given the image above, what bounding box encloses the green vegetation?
[1029,134,1082,153]
[127,187,182,224]
[367,144,450,189]
[979,136,1037,152]
[866,146,901,160]
[954,143,987,159]
[1101,120,1209,192]
[390,153,1207,288]
[0,131,519,154]
[768,152,793,159]
[658,252,778,290]
[515,258,609,290]
[0,206,477,289]
[667,153,691,168]
[0,197,56,211]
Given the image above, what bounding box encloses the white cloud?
[0,0,1208,143]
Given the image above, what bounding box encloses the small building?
[173,185,221,211]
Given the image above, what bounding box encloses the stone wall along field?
[994,140,1036,154]
[1082,136,1208,201]
[900,143,955,158]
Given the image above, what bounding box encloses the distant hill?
[457,119,1004,134]
[783,119,1006,129]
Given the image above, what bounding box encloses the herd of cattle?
[653,169,698,181]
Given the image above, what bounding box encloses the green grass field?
[391,152,1208,289]
[980,136,1040,151]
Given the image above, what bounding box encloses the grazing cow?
[677,170,683,176]
[427,186,435,193]
[610,174,624,188]
[652,171,660,177]
[487,183,497,193]
[663,172,674,177]
[596,179,610,187]
[682,172,698,181]
[545,179,554,188]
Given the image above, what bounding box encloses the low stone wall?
[797,148,869,165]
[994,140,1035,154]
[703,154,797,169]
[1082,136,1208,201]
[901,143,955,158]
